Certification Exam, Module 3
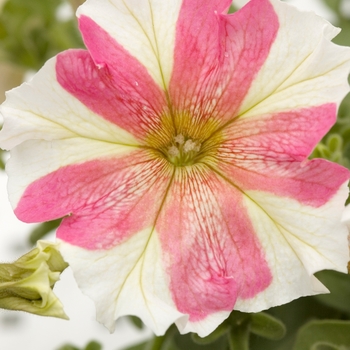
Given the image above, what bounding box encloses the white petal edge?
[58,228,183,336]
[341,204,350,231]
[235,181,349,312]
[77,0,182,90]
[238,0,350,118]
[0,55,138,150]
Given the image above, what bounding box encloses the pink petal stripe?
[218,156,349,208]
[15,151,173,250]
[169,0,278,126]
[157,167,272,322]
[215,104,350,207]
[56,17,168,142]
[220,104,337,162]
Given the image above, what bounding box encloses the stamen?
[174,134,185,145]
[168,145,180,157]
[183,139,197,153]
[194,144,201,152]
[166,135,202,166]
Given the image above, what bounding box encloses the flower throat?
[167,134,202,167]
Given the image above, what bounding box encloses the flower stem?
[146,335,166,350]
[228,324,250,350]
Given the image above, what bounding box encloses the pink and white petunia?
[1,0,350,337]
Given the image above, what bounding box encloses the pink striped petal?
[56,43,168,142]
[156,166,272,332]
[238,0,350,117]
[235,183,349,313]
[58,229,183,335]
[15,150,172,250]
[219,158,349,208]
[220,104,337,162]
[76,0,183,89]
[0,56,138,150]
[169,0,278,126]
[215,105,350,207]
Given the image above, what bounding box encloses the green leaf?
[327,134,343,153]
[250,312,286,340]
[67,0,85,12]
[56,345,80,350]
[122,337,178,350]
[338,93,350,119]
[29,219,61,244]
[0,149,5,170]
[123,326,179,350]
[85,341,102,350]
[56,341,102,350]
[312,342,344,350]
[322,0,341,13]
[293,320,350,350]
[128,315,144,329]
[314,270,350,315]
[311,133,350,168]
[331,18,350,47]
[174,331,228,350]
[145,336,166,350]
[249,295,342,350]
[228,4,237,13]
[122,341,150,350]
[0,0,83,70]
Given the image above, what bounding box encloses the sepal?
[250,312,286,340]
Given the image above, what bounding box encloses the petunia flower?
[0,0,350,337]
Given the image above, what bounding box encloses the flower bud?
[0,240,68,319]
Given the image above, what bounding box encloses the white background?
[0,1,342,349]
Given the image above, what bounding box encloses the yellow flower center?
[166,134,201,166]
[146,111,222,167]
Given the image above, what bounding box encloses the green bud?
[250,312,286,340]
[0,240,69,319]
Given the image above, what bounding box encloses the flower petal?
[57,31,169,141]
[0,55,137,150]
[77,0,183,89]
[341,204,350,231]
[214,103,350,207]
[216,143,349,208]
[6,138,135,209]
[238,0,350,118]
[218,104,336,163]
[59,228,183,335]
[235,183,349,312]
[14,147,172,250]
[156,166,272,335]
[169,0,278,125]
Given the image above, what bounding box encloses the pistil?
[167,134,201,167]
